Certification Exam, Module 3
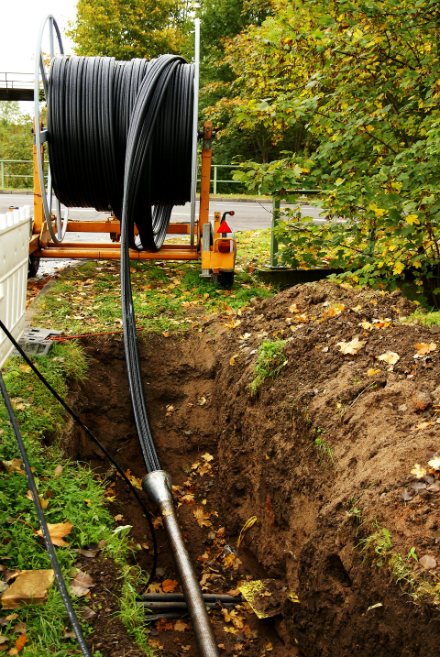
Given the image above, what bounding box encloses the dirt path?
[64,281,440,656]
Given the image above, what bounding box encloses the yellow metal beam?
[64,221,190,235]
[32,118,44,235]
[35,246,199,261]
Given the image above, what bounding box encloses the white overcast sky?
[1,0,77,113]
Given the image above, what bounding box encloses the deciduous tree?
[231,0,440,302]
[67,0,185,59]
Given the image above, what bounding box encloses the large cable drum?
[47,54,194,251]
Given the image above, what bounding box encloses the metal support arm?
[142,471,220,657]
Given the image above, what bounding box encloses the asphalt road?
[0,193,326,234]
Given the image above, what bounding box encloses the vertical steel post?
[213,166,217,194]
[190,19,200,247]
[270,197,280,268]
[1,162,4,189]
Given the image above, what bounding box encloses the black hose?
[140,593,243,603]
[47,54,194,473]
[0,319,157,582]
[0,372,92,657]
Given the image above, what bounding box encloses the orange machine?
[29,120,236,285]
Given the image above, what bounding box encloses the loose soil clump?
[66,281,440,656]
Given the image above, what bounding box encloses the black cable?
[0,372,92,657]
[120,56,194,471]
[47,54,195,473]
[0,319,157,582]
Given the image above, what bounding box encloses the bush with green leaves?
[230,0,440,304]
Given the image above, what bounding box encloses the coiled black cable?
[47,55,193,251]
[47,54,194,472]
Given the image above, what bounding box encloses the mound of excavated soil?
[66,281,440,657]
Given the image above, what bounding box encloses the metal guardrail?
[0,160,48,189]
[1,159,237,192]
[210,164,241,194]
[0,73,34,90]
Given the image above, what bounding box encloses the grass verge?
[30,230,275,337]
[0,343,152,656]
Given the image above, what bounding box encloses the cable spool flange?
[34,15,69,244]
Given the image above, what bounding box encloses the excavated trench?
[62,282,440,656]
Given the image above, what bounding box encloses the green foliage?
[0,102,33,189]
[249,339,288,395]
[359,520,393,567]
[227,0,440,303]
[198,0,299,165]
[67,0,188,59]
[233,158,303,198]
[410,308,440,328]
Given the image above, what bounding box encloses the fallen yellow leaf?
[162,579,179,593]
[377,351,399,365]
[174,620,190,632]
[411,421,433,431]
[193,507,212,528]
[411,464,427,479]
[37,522,73,547]
[414,342,437,356]
[53,465,63,479]
[237,516,257,549]
[336,337,365,355]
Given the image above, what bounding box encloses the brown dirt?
[65,281,440,657]
[74,555,145,657]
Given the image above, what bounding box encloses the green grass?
[209,192,271,201]
[249,339,288,396]
[31,237,275,336]
[358,520,393,567]
[0,345,152,655]
[314,437,335,467]
[355,520,440,603]
[410,308,440,327]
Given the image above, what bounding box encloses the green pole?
[213,166,217,194]
[270,197,280,268]
[1,161,4,189]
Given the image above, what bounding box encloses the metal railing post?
[270,197,280,268]
[213,166,217,194]
[1,161,4,189]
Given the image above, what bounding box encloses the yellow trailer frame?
[29,120,236,274]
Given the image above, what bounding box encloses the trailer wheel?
[212,271,234,288]
[28,254,40,278]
